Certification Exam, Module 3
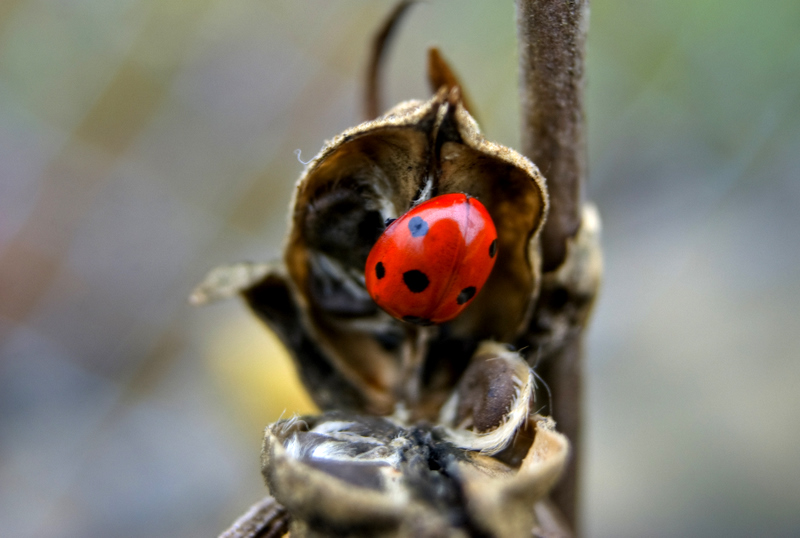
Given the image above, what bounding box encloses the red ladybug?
[365,193,498,325]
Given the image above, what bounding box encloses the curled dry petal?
[456,417,570,537]
[438,341,535,455]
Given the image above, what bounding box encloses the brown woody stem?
[537,336,584,532]
[517,0,588,272]
[517,0,590,532]
[217,495,289,538]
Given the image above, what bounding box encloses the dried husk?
[519,204,602,360]
[261,412,568,538]
[194,87,548,419]
[438,341,537,455]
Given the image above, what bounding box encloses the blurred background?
[1,0,798,536]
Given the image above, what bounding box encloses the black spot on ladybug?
[408,216,429,237]
[457,286,476,305]
[403,270,429,293]
[375,261,385,279]
[384,218,396,227]
[402,315,433,326]
[489,238,498,258]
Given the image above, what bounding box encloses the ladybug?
[365,193,499,325]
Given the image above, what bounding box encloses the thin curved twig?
[364,1,416,120]
[217,496,289,538]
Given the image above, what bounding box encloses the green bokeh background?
[1,1,799,536]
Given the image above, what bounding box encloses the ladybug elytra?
[365,193,498,325]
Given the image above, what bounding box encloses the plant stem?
[218,496,289,538]
[517,0,588,272]
[517,0,590,531]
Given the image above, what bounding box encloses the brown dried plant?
[194,1,598,536]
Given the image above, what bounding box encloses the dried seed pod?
[261,411,568,538]
[518,204,603,359]
[194,86,548,417]
[438,342,535,455]
[289,87,547,337]
[453,417,570,538]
